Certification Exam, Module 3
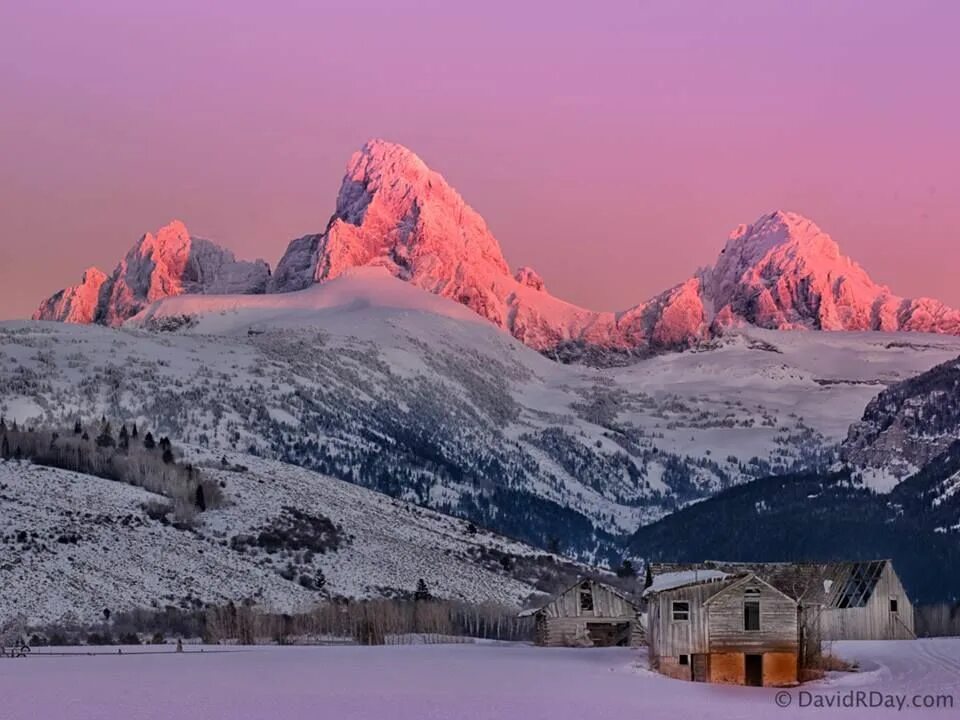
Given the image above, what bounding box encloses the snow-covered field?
[2,640,957,720]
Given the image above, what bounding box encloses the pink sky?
[1,0,957,320]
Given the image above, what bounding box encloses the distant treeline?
[0,417,221,523]
[916,604,960,638]
[22,594,535,647]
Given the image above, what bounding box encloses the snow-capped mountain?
[703,211,960,334]
[266,143,960,352]
[32,267,109,325]
[34,220,271,326]
[7,270,960,560]
[268,140,623,351]
[33,141,960,355]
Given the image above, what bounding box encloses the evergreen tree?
[414,578,431,602]
[162,447,174,464]
[616,559,637,578]
[144,432,156,450]
[1,435,9,460]
[96,423,115,448]
[315,569,326,591]
[131,423,138,439]
[81,431,90,441]
[118,425,129,450]
[0,417,6,432]
[73,419,82,435]
[195,484,207,512]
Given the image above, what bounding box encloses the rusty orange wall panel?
[708,652,745,685]
[657,657,693,682]
[762,652,798,687]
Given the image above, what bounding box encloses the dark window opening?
[744,600,760,631]
[679,654,689,666]
[672,601,690,622]
[580,583,594,612]
[889,598,898,613]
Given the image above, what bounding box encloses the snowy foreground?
[2,640,958,720]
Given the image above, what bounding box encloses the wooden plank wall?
[539,581,636,619]
[821,563,915,640]
[536,580,642,647]
[707,581,798,653]
[647,582,721,658]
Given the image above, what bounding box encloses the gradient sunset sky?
[1,0,957,320]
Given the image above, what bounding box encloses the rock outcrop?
[35,221,270,326]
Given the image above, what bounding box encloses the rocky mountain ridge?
[34,141,960,354]
[35,220,271,326]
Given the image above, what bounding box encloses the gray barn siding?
[821,563,915,640]
[649,559,917,643]
[707,579,798,653]
[648,580,729,661]
[534,580,642,647]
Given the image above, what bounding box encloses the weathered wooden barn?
[819,560,915,640]
[645,572,800,686]
[646,559,915,642]
[521,579,643,647]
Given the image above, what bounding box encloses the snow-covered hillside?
[0,454,581,625]
[6,270,960,556]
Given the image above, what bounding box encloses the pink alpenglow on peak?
[33,142,960,353]
[702,210,960,335]
[35,220,271,326]
[514,267,546,292]
[269,140,624,351]
[32,267,108,324]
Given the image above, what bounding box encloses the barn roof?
[518,577,639,617]
[646,560,895,607]
[641,569,731,597]
[702,573,798,607]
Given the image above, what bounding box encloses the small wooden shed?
[646,572,799,686]
[522,579,643,647]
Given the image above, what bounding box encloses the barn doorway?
[745,654,763,686]
[586,622,630,647]
[692,654,709,682]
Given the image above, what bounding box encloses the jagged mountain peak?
[333,140,432,224]
[32,266,109,324]
[723,210,840,263]
[704,210,897,332]
[271,139,523,330]
[35,221,270,326]
[32,143,960,353]
[323,139,510,280]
